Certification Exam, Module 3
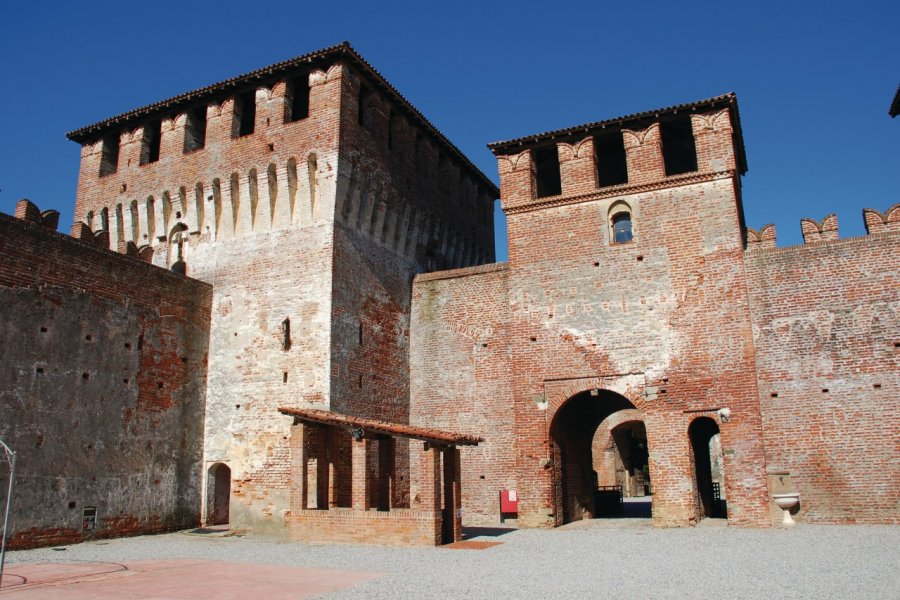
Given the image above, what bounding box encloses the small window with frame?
[610,205,633,244]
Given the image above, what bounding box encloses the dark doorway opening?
[208,463,231,525]
[550,390,650,525]
[689,417,726,519]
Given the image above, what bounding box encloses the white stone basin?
[772,492,800,525]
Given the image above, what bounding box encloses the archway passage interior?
[551,390,650,525]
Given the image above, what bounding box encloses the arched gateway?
[550,389,649,525]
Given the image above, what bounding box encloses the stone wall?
[0,211,211,549]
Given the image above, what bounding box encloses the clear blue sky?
[2,1,896,258]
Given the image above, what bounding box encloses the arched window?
[609,203,634,244]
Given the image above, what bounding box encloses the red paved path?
[0,559,381,599]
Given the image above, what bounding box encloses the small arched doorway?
[689,417,726,519]
[207,463,231,525]
[551,390,647,525]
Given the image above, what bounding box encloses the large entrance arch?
[550,389,647,525]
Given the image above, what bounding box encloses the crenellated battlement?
[800,213,839,243]
[863,204,900,234]
[746,223,776,248]
[14,199,59,231]
[746,204,898,250]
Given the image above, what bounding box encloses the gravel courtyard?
[4,522,899,599]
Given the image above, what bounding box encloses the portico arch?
[550,389,646,525]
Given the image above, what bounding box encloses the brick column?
[351,437,371,510]
[418,444,442,512]
[497,149,535,211]
[119,128,143,175]
[622,123,665,184]
[159,116,181,164]
[559,138,596,196]
[206,99,233,148]
[258,80,289,135]
[418,443,442,545]
[289,421,310,512]
[643,412,696,526]
[691,110,737,173]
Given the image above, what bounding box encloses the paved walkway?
[0,559,379,599]
[3,523,898,599]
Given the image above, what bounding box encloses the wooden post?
[451,447,462,542]
[316,426,330,510]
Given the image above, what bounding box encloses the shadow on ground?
[462,527,517,539]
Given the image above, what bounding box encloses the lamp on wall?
[717,407,731,423]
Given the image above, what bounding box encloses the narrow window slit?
[281,318,291,351]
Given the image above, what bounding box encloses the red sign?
[500,489,518,513]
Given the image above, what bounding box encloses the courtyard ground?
[1,521,897,599]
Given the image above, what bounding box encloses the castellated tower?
[67,43,498,533]
[411,94,772,528]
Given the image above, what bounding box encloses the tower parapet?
[488,93,746,215]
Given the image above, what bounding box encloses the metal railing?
[0,438,16,588]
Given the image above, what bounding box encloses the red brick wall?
[410,263,514,525]
[745,229,900,523]
[502,174,768,527]
[0,212,211,549]
[287,508,441,546]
